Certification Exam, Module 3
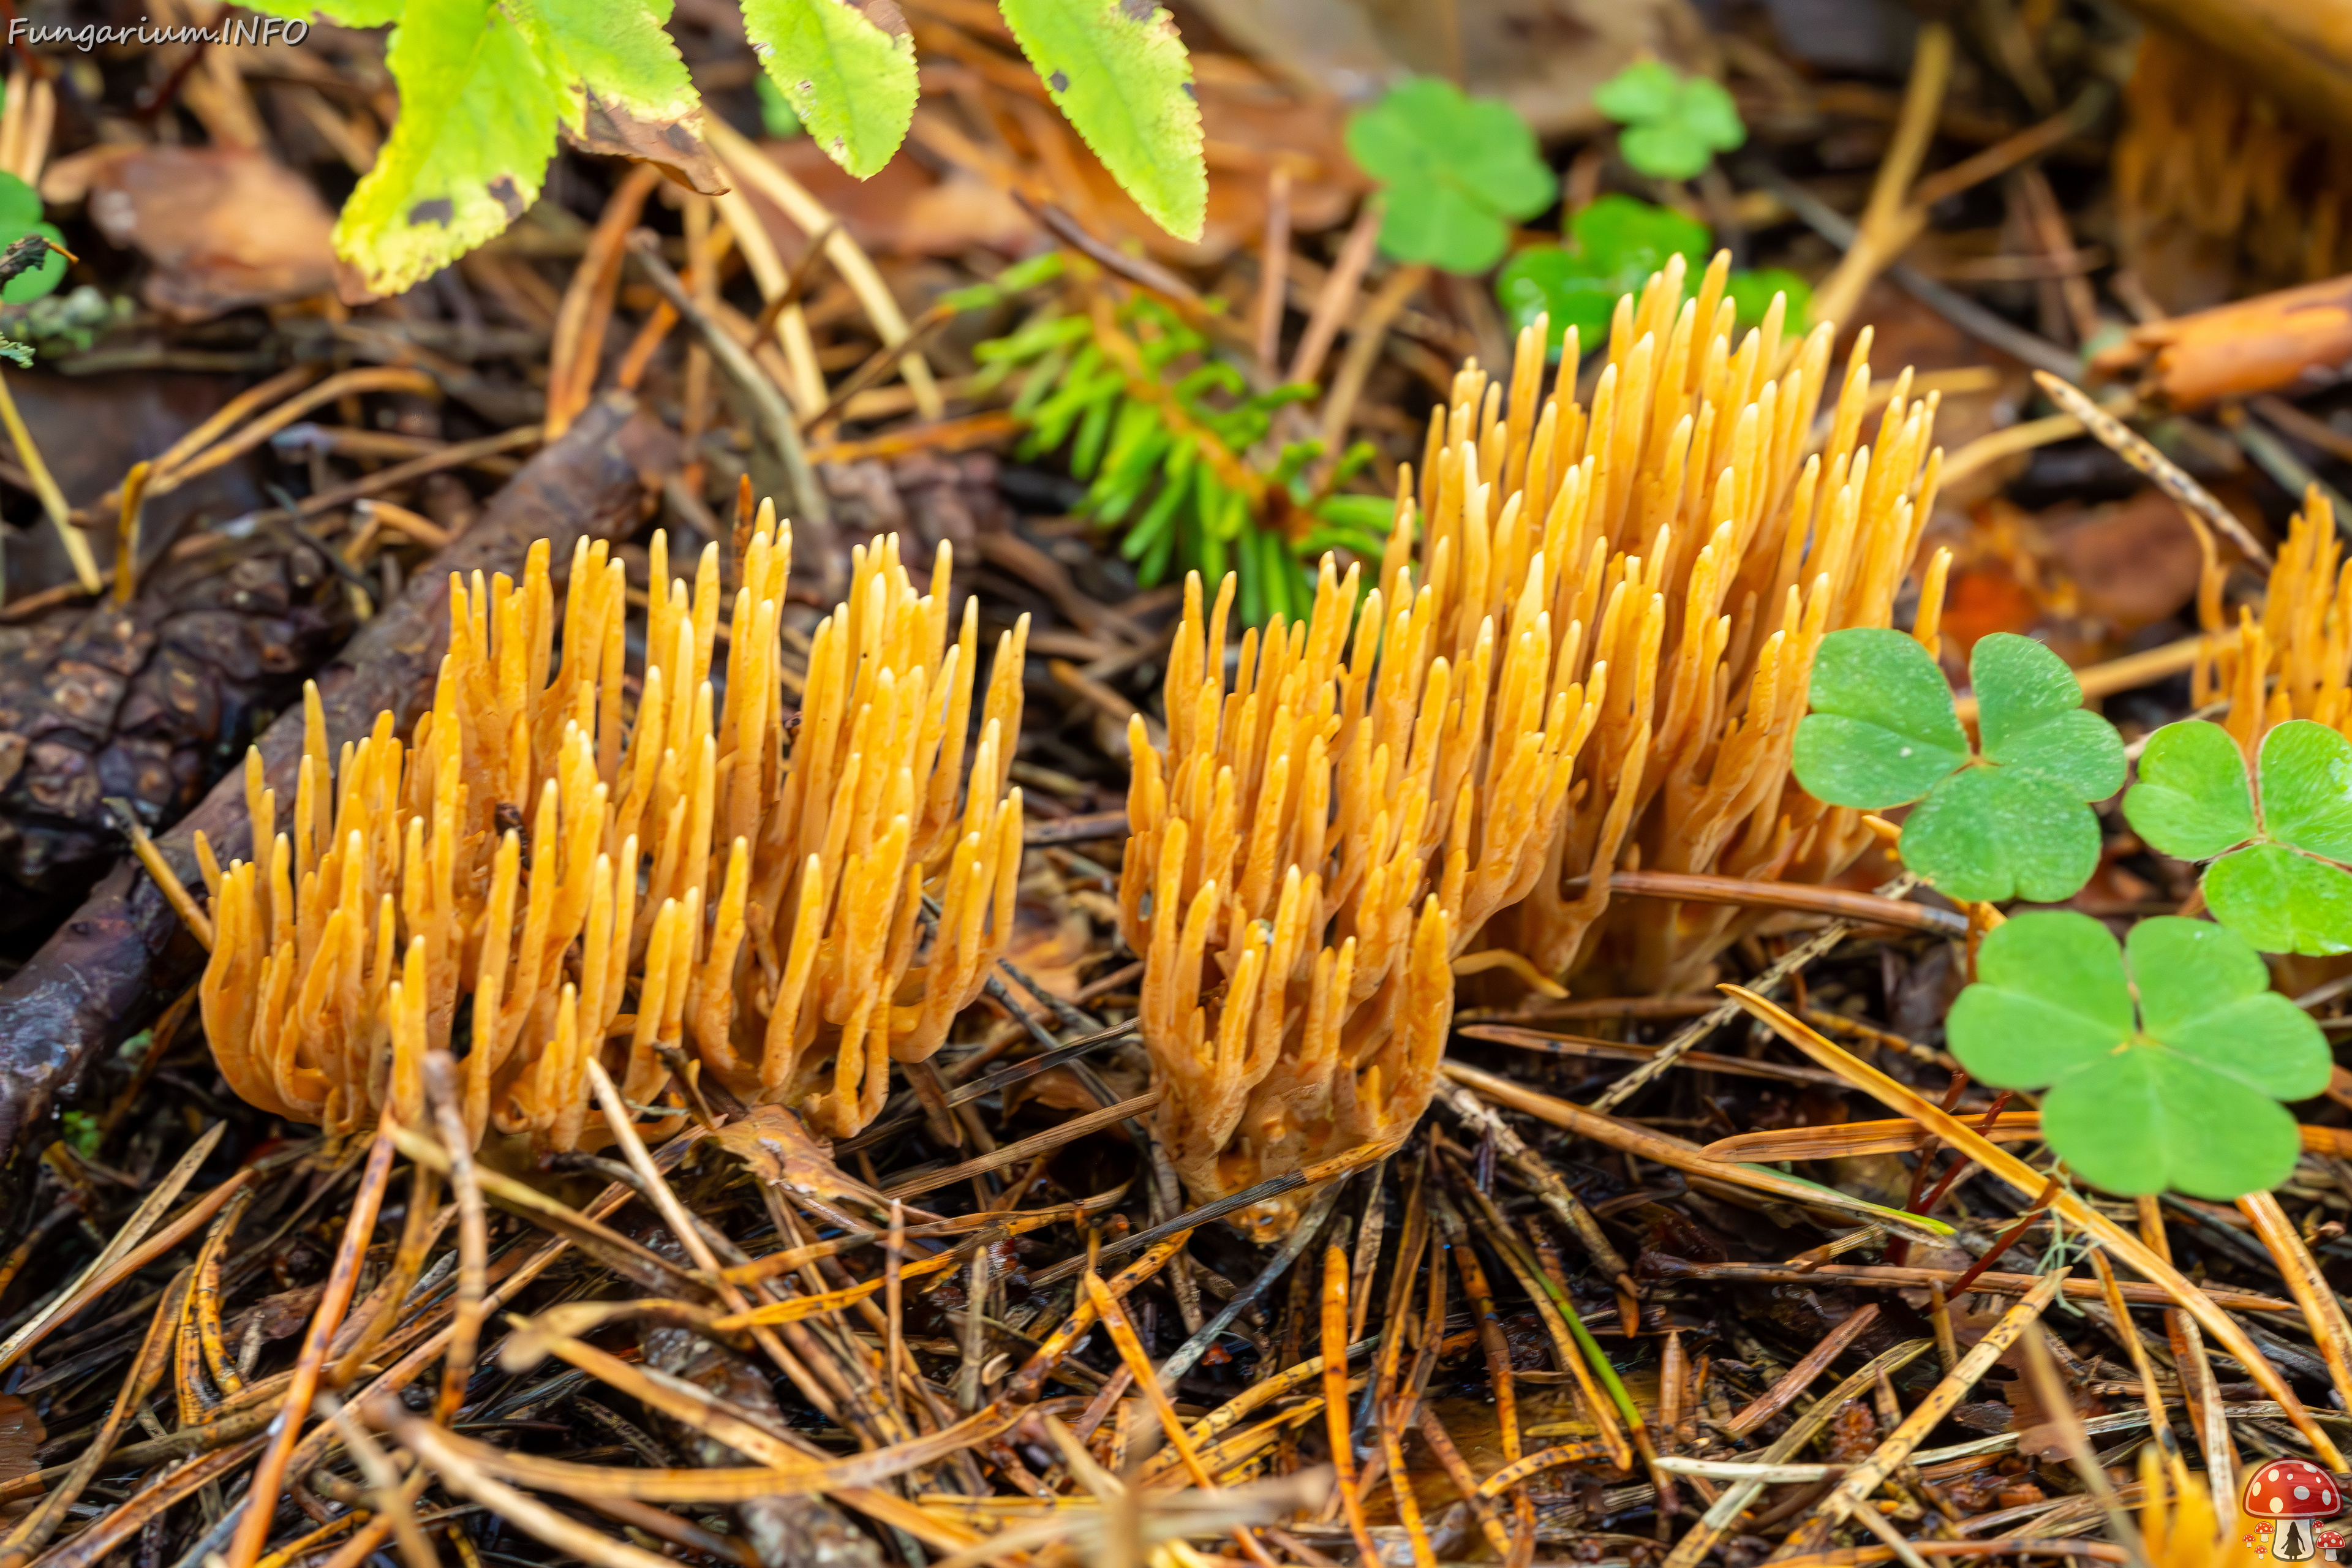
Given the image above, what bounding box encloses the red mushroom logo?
[2318,1530,2345,1561]
[2245,1459,2340,1562]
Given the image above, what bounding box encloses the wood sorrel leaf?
[1790,628,1968,808]
[1950,913,2326,1199]
[2205,843,2352,957]
[1001,0,1206,244]
[1896,763,2101,903]
[2259,719,2352,862]
[1794,630,2123,905]
[2123,717,2352,954]
[1972,632,2125,800]
[2125,718,2256,861]
[741,0,918,179]
[1345,77,1554,274]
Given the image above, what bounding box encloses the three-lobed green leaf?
[1346,77,1555,275]
[1495,197,1809,357]
[2124,717,2352,955]
[1792,629,2124,903]
[1001,0,1207,243]
[1949,912,2328,1199]
[1591,58,1744,181]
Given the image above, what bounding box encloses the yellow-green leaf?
[503,0,720,190]
[741,0,918,179]
[998,0,1205,243]
[333,0,562,297]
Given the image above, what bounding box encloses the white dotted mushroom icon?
[2245,1458,2342,1561]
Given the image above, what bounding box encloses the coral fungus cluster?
[194,254,1949,1218]
[197,514,1028,1151]
[1126,251,1945,1223]
[2205,486,2350,748]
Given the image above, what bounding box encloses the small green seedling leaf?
[1948,912,2328,1199]
[1592,58,1744,181]
[756,71,804,137]
[1494,194,1708,352]
[2124,717,2352,955]
[1000,0,1207,243]
[334,0,563,298]
[0,175,64,305]
[1346,77,1554,275]
[1724,266,1808,328]
[741,0,918,178]
[1793,629,2124,903]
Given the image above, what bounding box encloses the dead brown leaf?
[707,1104,874,1206]
[53,145,337,321]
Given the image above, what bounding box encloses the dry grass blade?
[390,1412,676,1568]
[1722,983,2348,1468]
[0,1120,228,1376]
[1444,1060,1953,1239]
[1722,1303,1881,1439]
[2236,1189,2352,1415]
[222,1126,396,1568]
[1779,1272,2067,1558]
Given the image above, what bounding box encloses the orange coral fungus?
[196,517,1027,1150]
[2203,485,2351,751]
[1123,253,1944,1226]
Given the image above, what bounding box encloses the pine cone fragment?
[0,533,351,897]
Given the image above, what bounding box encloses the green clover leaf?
[1346,78,1555,275]
[1948,912,2328,1199]
[1723,266,1810,330]
[1793,629,2124,903]
[1494,195,1708,353]
[0,173,64,305]
[1593,59,1744,181]
[2124,717,2352,954]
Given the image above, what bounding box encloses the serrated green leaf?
[2206,843,2352,957]
[1000,0,1206,243]
[2124,718,2256,861]
[2260,718,2352,862]
[1899,764,2102,904]
[504,0,715,186]
[333,0,562,297]
[1973,632,2124,801]
[742,0,917,179]
[1950,913,2325,1199]
[1791,628,1968,809]
[243,0,405,23]
[1346,77,1553,274]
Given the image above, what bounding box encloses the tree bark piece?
[0,392,675,1166]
